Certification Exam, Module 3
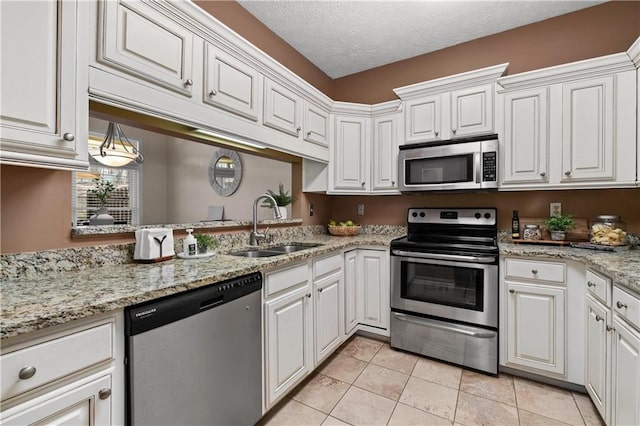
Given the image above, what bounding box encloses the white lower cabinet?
[313,255,344,364]
[344,250,359,334]
[0,313,124,426]
[585,294,610,420]
[611,316,640,426]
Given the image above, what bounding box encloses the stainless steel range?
[390,207,499,374]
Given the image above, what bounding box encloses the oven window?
[405,154,473,185]
[401,261,484,311]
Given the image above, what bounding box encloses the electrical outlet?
[550,202,562,217]
[308,203,314,217]
[357,204,365,216]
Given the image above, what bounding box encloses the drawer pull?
[595,315,604,322]
[606,325,614,332]
[184,79,194,86]
[616,301,628,309]
[18,366,36,380]
[209,89,218,96]
[306,293,311,298]
[531,269,538,275]
[318,288,323,293]
[587,281,596,287]
[98,388,112,400]
[509,289,515,294]
[62,132,75,141]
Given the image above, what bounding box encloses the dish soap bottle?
[183,228,197,257]
[511,210,520,239]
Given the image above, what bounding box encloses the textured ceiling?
[237,1,605,78]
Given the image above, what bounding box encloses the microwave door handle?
[391,250,496,264]
[392,312,496,338]
[474,151,481,183]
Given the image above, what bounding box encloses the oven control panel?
[407,208,496,226]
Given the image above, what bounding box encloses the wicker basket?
[328,225,361,236]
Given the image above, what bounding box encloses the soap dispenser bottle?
[183,229,197,256]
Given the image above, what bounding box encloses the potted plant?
[88,177,115,225]
[544,214,576,241]
[195,233,218,254]
[262,183,295,219]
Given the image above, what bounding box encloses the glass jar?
[522,224,542,241]
[590,215,627,246]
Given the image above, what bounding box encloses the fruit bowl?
[328,225,361,236]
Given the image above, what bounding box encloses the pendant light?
[90,122,144,167]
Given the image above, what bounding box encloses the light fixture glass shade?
[90,122,144,167]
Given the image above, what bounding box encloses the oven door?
[391,250,498,328]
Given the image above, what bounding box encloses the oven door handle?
[392,312,496,338]
[391,250,496,264]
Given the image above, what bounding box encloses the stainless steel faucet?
[250,193,282,245]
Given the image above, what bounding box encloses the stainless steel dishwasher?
[125,272,262,426]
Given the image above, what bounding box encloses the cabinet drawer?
[265,263,308,297]
[504,259,566,284]
[313,253,342,280]
[613,286,640,330]
[586,269,611,306]
[1,323,113,401]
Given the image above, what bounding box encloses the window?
[72,134,142,226]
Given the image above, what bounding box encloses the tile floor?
[260,335,604,426]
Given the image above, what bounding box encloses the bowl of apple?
[327,219,361,236]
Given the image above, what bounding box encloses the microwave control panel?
[482,152,497,182]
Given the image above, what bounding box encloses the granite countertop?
[3,234,639,341]
[0,234,399,340]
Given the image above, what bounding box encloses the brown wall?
[329,189,640,234]
[1,2,639,254]
[333,1,640,103]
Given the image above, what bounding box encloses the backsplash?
[1,225,405,279]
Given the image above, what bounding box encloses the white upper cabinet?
[263,78,304,137]
[500,87,549,184]
[371,110,401,192]
[450,84,494,137]
[0,0,88,170]
[394,63,508,144]
[330,111,370,192]
[303,102,330,147]
[498,53,637,190]
[204,44,260,121]
[98,0,195,96]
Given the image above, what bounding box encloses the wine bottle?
[512,210,520,239]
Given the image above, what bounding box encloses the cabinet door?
[263,78,303,137]
[359,250,390,331]
[265,285,313,406]
[451,84,494,137]
[344,251,359,334]
[585,296,610,421]
[1,374,111,426]
[0,0,86,169]
[501,88,549,184]
[506,282,565,375]
[314,273,343,364]
[371,114,399,191]
[404,95,442,143]
[99,0,195,95]
[561,77,614,181]
[611,317,640,426]
[304,103,330,147]
[204,44,260,121]
[332,116,369,191]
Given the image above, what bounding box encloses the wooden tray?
[517,217,590,242]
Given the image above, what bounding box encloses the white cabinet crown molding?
[497,53,635,92]
[332,101,373,116]
[393,63,509,100]
[371,100,402,116]
[627,35,640,68]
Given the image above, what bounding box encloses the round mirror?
[208,149,242,196]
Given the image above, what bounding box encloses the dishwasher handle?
[126,272,262,336]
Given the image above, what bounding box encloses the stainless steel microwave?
[398,134,498,192]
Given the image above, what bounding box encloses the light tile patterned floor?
[260,335,605,426]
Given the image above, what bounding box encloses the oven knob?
[419,212,425,218]
[411,212,417,218]
[484,213,491,219]
[475,213,481,219]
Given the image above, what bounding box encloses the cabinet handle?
[18,366,36,380]
[306,293,311,298]
[307,131,311,137]
[595,314,604,322]
[296,127,301,134]
[361,182,365,187]
[435,131,439,137]
[587,281,596,287]
[509,289,515,294]
[616,301,628,309]
[209,89,217,96]
[184,79,193,86]
[540,172,546,177]
[392,181,396,186]
[565,171,571,176]
[318,288,323,293]
[531,269,538,275]
[98,388,112,400]
[62,132,75,141]
[452,129,457,134]
[606,325,614,332]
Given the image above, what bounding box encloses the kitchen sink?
[230,243,322,258]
